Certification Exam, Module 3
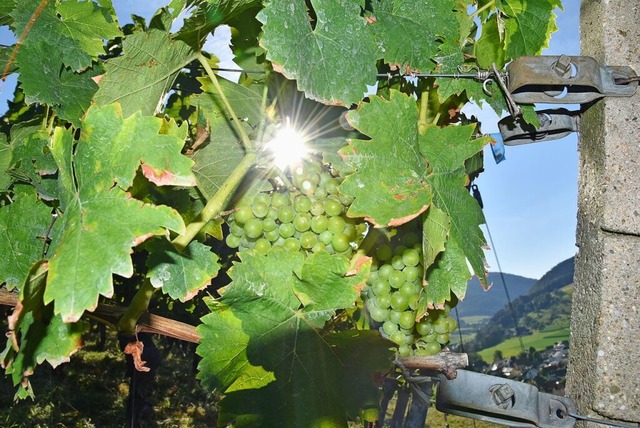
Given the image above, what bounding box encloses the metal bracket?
[507,55,638,104]
[498,109,580,146]
[435,370,576,427]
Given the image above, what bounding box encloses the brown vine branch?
[0,288,201,343]
[397,352,468,380]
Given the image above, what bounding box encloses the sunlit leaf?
[44,104,195,322]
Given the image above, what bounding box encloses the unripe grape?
[300,231,317,249]
[277,206,295,223]
[255,192,271,207]
[327,216,345,234]
[382,321,399,336]
[252,201,269,218]
[390,331,406,346]
[284,237,300,252]
[390,293,409,311]
[398,311,416,330]
[417,342,441,356]
[371,279,390,296]
[225,233,241,248]
[446,316,457,332]
[293,213,311,232]
[376,294,391,309]
[434,316,449,334]
[319,230,333,245]
[264,228,280,242]
[244,218,263,239]
[389,310,403,324]
[388,270,406,289]
[266,207,279,220]
[325,178,340,195]
[310,201,325,216]
[398,344,413,357]
[311,242,326,253]
[391,255,405,270]
[378,264,393,279]
[416,320,434,337]
[230,222,245,237]
[271,192,288,208]
[436,333,450,345]
[403,265,421,282]
[279,223,295,238]
[368,303,390,323]
[325,199,343,216]
[234,205,253,225]
[294,195,312,213]
[254,238,271,254]
[311,215,328,233]
[262,218,277,232]
[402,248,420,267]
[331,233,350,252]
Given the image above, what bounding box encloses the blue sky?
[0,1,580,279]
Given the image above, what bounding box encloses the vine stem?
[197,53,253,151]
[118,279,156,335]
[470,0,495,18]
[418,90,429,135]
[173,151,257,250]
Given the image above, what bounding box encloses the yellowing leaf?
[44,104,196,322]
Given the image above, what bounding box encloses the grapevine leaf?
[368,0,458,73]
[0,193,52,291]
[44,104,193,322]
[8,127,58,200]
[423,237,471,307]
[340,91,432,227]
[2,261,88,399]
[15,40,99,127]
[196,248,389,424]
[0,1,13,26]
[475,14,505,69]
[499,0,561,59]
[422,206,451,270]
[176,0,262,48]
[217,330,389,426]
[420,125,489,288]
[11,0,121,72]
[258,0,379,106]
[146,238,220,302]
[520,104,541,127]
[309,137,354,177]
[191,78,262,199]
[94,21,197,118]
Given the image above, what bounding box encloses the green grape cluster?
[364,233,458,356]
[225,161,366,256]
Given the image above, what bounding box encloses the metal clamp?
[507,55,638,104]
[435,370,576,427]
[498,109,580,146]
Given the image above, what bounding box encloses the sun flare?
[265,122,309,171]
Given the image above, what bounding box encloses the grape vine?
[0,0,562,425]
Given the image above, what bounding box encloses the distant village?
[474,341,569,395]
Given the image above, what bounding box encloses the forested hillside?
[457,273,537,317]
[467,257,575,351]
